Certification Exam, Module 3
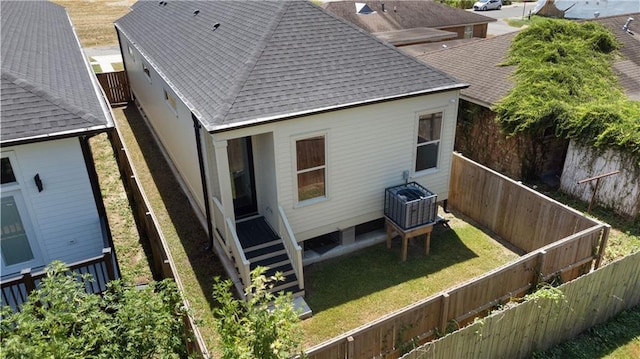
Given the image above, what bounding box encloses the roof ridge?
[1,70,102,127]
[213,1,292,125]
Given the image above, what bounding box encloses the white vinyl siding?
[120,32,205,213]
[213,91,459,241]
[0,139,104,276]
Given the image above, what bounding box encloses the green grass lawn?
[91,64,102,73]
[90,133,153,285]
[533,305,640,359]
[301,213,519,347]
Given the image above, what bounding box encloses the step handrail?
[226,217,251,294]
[278,205,304,290]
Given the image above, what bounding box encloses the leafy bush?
[0,261,188,359]
[494,19,640,162]
[212,267,303,359]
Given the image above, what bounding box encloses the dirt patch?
[53,0,135,47]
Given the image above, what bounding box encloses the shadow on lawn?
[115,104,227,308]
[304,225,478,313]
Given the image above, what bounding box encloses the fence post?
[594,224,611,269]
[347,336,355,359]
[103,248,116,280]
[20,268,36,295]
[439,293,450,335]
[532,250,547,289]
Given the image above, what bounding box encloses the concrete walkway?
[85,46,123,73]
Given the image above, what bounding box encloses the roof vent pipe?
[213,23,220,31]
[623,17,634,32]
[381,3,385,12]
[194,9,200,16]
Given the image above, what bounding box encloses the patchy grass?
[89,133,153,285]
[537,190,640,264]
[111,105,227,356]
[111,62,124,71]
[301,212,519,347]
[91,64,102,73]
[53,0,135,47]
[533,305,640,359]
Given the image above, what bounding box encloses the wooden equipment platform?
[385,216,434,261]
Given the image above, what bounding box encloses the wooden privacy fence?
[403,251,640,359]
[96,71,130,106]
[305,154,608,359]
[107,128,210,358]
[448,152,600,253]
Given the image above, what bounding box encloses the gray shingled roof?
[417,32,518,107]
[0,1,113,145]
[322,1,496,33]
[115,1,466,132]
[417,13,640,106]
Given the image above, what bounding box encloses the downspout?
[80,133,121,277]
[193,113,214,250]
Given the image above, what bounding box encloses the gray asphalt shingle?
[115,1,466,132]
[1,1,113,145]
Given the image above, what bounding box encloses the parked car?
[473,0,502,11]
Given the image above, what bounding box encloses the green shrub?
[494,19,640,163]
[212,267,303,359]
[0,261,188,359]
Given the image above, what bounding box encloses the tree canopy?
[494,19,640,161]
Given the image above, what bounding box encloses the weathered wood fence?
[448,153,600,253]
[304,153,608,359]
[108,128,210,358]
[403,250,640,359]
[96,71,130,106]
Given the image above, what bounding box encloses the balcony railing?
[0,248,117,312]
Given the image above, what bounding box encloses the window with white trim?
[295,135,326,202]
[415,112,442,172]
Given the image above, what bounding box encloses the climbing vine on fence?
[494,19,640,163]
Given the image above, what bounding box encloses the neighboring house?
[115,1,467,297]
[533,0,640,19]
[417,13,640,216]
[1,1,118,285]
[322,0,497,44]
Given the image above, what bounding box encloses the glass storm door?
[228,137,257,219]
[1,193,43,275]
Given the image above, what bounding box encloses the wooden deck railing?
[1,248,116,311]
[278,205,304,290]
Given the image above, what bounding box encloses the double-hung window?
[415,112,442,172]
[295,135,326,202]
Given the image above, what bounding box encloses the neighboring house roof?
[322,1,496,33]
[0,1,113,146]
[115,1,466,133]
[373,28,458,46]
[417,32,518,108]
[533,0,640,19]
[417,13,640,107]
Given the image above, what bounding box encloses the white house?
[1,1,117,288]
[115,1,467,296]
